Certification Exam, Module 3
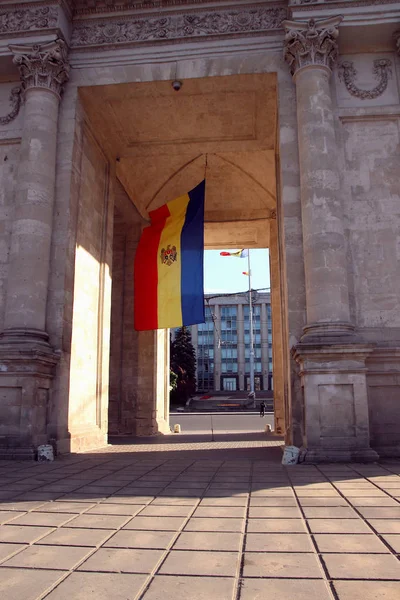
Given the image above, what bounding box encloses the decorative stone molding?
[71,6,287,48]
[395,31,400,55]
[0,86,22,125]
[9,40,70,99]
[283,15,343,77]
[338,59,392,100]
[0,5,58,35]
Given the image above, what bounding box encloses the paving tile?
[192,506,246,518]
[350,497,399,507]
[0,567,64,600]
[381,534,400,552]
[333,581,400,600]
[204,489,247,498]
[323,553,400,579]
[174,531,241,551]
[0,511,25,524]
[124,516,186,531]
[0,543,26,562]
[106,496,153,505]
[0,501,46,512]
[240,579,332,600]
[184,517,244,532]
[84,502,145,516]
[64,514,130,529]
[339,489,387,497]
[248,507,302,518]
[368,519,400,533]
[159,549,238,577]
[249,497,297,507]
[298,497,349,507]
[158,489,201,498]
[314,534,389,553]
[3,544,92,570]
[199,497,247,506]
[243,551,323,578]
[141,575,235,600]
[245,533,313,552]
[36,527,114,547]
[9,512,75,527]
[139,505,193,517]
[105,530,175,549]
[33,502,95,514]
[247,519,306,533]
[0,525,55,543]
[295,490,341,497]
[251,489,294,497]
[44,571,147,600]
[302,506,358,519]
[150,497,198,506]
[78,547,163,573]
[308,519,371,534]
[357,507,400,519]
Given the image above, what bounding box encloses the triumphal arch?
[0,0,399,462]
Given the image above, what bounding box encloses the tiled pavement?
[0,443,400,599]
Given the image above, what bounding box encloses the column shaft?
[4,88,59,333]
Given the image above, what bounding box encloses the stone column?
[213,304,221,391]
[283,16,352,340]
[2,40,70,346]
[0,41,69,457]
[284,17,377,462]
[261,303,269,391]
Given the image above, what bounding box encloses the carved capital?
[283,15,343,78]
[9,40,70,99]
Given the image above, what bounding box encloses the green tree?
[170,327,196,405]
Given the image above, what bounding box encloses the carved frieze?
[338,59,392,100]
[0,86,22,126]
[283,15,343,77]
[0,5,58,35]
[10,40,70,99]
[71,6,287,48]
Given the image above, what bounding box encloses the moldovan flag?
[220,249,249,258]
[134,180,205,331]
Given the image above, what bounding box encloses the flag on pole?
[220,249,249,258]
[242,271,250,276]
[134,180,205,331]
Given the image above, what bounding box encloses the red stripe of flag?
[134,203,170,331]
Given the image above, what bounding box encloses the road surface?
[169,412,274,434]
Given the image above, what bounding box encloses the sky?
[204,249,270,294]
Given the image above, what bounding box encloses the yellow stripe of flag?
[157,193,190,328]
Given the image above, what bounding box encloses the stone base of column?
[0,342,59,458]
[302,447,379,463]
[301,322,357,343]
[292,341,378,464]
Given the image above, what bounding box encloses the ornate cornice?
[71,5,287,48]
[338,59,392,100]
[283,15,342,78]
[0,4,58,36]
[9,39,70,99]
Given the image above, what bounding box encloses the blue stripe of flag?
[180,179,205,326]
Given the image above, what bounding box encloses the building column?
[213,304,221,391]
[0,41,69,457]
[237,303,245,391]
[284,17,377,461]
[260,303,269,391]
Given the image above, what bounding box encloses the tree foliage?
[170,327,196,405]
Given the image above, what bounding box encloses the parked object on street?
[173,424,181,433]
[282,445,300,465]
[37,444,54,462]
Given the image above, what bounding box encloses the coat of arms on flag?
[161,245,177,266]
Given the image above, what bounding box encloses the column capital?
[283,15,343,79]
[9,39,70,99]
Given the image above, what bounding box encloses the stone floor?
[0,439,400,599]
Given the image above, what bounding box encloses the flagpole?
[248,250,256,408]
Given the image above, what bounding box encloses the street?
[169,412,274,434]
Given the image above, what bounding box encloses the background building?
[190,293,272,393]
